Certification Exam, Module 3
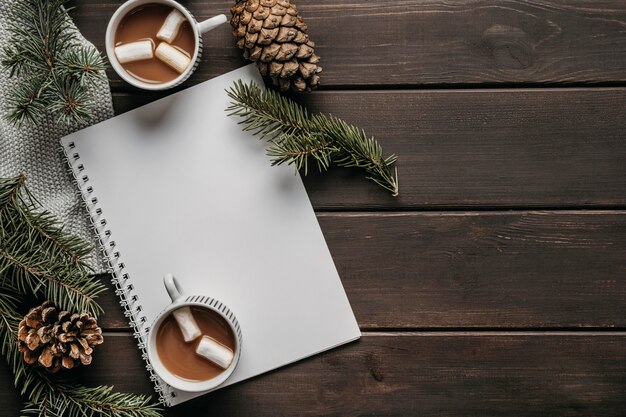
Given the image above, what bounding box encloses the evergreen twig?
[0,175,105,316]
[0,175,163,417]
[226,81,399,196]
[1,0,107,126]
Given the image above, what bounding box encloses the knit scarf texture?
[0,1,113,272]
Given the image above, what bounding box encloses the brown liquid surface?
[156,306,236,381]
[115,4,195,84]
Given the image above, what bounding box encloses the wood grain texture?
[2,333,626,416]
[0,4,621,415]
[71,0,626,89]
[111,88,626,209]
[96,211,626,330]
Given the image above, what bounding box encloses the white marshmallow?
[172,307,201,342]
[155,42,191,74]
[156,9,187,43]
[114,40,154,64]
[195,335,234,369]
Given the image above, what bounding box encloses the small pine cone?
[17,301,103,373]
[231,0,322,92]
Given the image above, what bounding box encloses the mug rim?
[105,0,201,91]
[146,298,242,392]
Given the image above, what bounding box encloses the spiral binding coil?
[62,142,176,406]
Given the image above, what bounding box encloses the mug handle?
[197,14,228,35]
[164,273,185,303]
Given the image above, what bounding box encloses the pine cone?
[230,0,322,92]
[17,301,103,373]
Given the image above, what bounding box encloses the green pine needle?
[0,175,163,417]
[58,47,107,86]
[1,75,49,126]
[0,294,161,417]
[0,175,105,317]
[20,385,162,417]
[226,80,399,196]
[1,0,108,126]
[267,132,338,174]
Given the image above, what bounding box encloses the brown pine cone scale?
[17,301,103,373]
[231,0,322,92]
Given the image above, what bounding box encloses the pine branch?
[1,75,49,126]
[47,76,96,125]
[58,48,107,86]
[0,291,162,417]
[0,175,105,317]
[226,80,312,139]
[318,114,399,195]
[20,385,163,417]
[226,80,399,196]
[1,0,108,126]
[0,176,163,417]
[268,132,338,175]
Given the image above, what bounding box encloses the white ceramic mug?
[146,274,242,392]
[105,0,227,90]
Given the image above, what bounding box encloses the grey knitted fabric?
[0,2,113,272]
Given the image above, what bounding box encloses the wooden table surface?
[3,1,626,415]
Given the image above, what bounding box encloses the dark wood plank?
[111,88,626,209]
[97,211,626,330]
[71,0,626,89]
[3,333,626,416]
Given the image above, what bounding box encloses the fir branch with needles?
[226,81,399,196]
[0,175,105,316]
[0,175,162,417]
[1,0,107,126]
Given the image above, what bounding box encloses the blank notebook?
[60,65,360,406]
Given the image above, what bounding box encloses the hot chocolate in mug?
[146,274,242,392]
[105,0,227,90]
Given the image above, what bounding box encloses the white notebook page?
[61,65,360,406]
